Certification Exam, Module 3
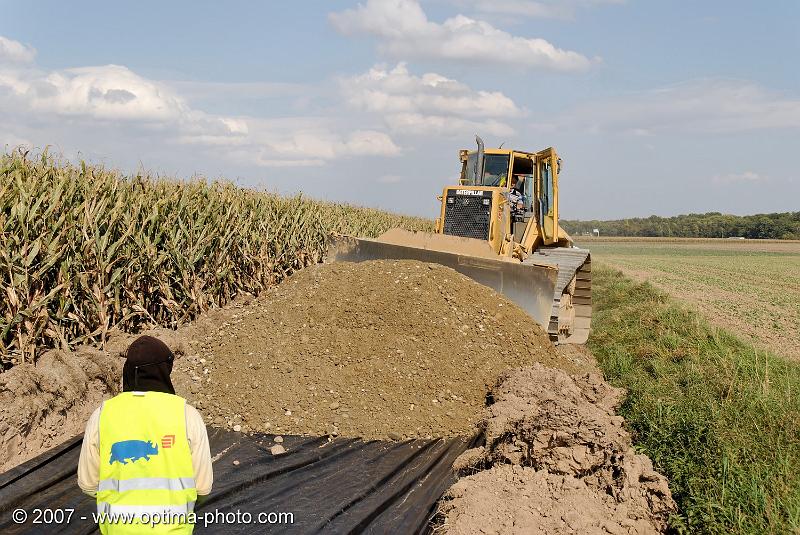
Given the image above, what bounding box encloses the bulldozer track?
[526,247,592,344]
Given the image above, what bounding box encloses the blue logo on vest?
[109,440,159,465]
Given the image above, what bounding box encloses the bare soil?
[0,347,119,473]
[436,364,676,534]
[182,260,584,439]
[0,326,192,473]
[0,257,676,535]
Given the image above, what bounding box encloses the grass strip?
[589,265,800,534]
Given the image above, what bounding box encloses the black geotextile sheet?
[0,427,477,534]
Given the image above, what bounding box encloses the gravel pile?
[179,260,582,439]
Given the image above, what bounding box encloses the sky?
[1,0,798,219]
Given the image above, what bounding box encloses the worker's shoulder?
[184,401,205,423]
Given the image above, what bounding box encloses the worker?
[508,175,527,221]
[78,335,213,533]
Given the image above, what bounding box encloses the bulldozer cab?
[449,145,563,254]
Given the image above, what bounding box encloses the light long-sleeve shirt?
[77,399,213,496]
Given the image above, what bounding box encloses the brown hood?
[122,335,175,394]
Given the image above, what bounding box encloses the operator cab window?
[481,154,510,187]
[462,153,511,187]
[463,153,478,185]
[511,155,535,213]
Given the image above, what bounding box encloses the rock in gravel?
[270,445,286,455]
[232,424,242,432]
[273,436,283,443]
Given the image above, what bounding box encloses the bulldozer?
[327,137,592,344]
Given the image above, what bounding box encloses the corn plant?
[0,149,433,365]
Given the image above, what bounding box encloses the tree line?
[561,212,800,240]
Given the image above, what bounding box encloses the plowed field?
[581,238,800,360]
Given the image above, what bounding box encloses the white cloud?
[445,0,625,20]
[0,34,402,168]
[268,129,400,159]
[204,117,402,168]
[713,171,766,184]
[330,0,593,71]
[180,125,401,167]
[342,63,519,117]
[385,112,515,136]
[0,36,36,64]
[11,65,189,121]
[0,60,246,144]
[561,79,800,134]
[340,63,520,136]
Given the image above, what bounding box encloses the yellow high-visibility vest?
[97,391,197,534]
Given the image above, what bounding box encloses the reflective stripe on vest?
[97,501,196,517]
[98,477,197,493]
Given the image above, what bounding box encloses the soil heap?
[437,364,676,534]
[181,260,583,440]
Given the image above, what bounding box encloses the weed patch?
[590,266,800,533]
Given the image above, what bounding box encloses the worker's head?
[122,335,176,394]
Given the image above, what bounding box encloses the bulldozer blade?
[326,235,558,330]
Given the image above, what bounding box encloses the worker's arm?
[185,404,213,496]
[77,406,102,497]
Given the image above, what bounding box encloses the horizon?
[1,0,798,219]
[4,145,797,221]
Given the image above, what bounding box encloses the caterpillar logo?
[455,189,484,196]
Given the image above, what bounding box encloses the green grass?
[581,240,800,365]
[589,265,800,534]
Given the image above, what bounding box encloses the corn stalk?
[0,150,433,366]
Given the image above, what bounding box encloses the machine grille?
[443,191,491,240]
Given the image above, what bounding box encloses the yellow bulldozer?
[328,137,592,344]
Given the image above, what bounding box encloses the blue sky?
[1,0,798,218]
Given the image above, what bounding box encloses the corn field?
[0,150,433,366]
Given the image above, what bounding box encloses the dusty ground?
[0,326,192,472]
[437,364,676,534]
[0,347,120,473]
[180,260,585,439]
[582,239,800,361]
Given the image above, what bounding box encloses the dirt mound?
[184,260,583,439]
[442,466,663,535]
[0,327,193,472]
[0,347,120,472]
[438,364,675,534]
